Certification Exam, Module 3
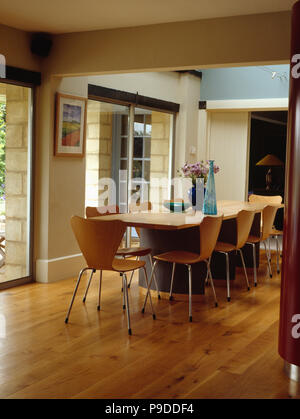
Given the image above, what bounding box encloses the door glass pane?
[85,100,130,212]
[0,83,33,285]
[133,108,173,212]
[133,137,143,158]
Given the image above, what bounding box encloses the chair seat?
[214,241,236,253]
[246,235,261,244]
[116,246,151,257]
[271,229,283,236]
[154,250,202,265]
[112,258,145,273]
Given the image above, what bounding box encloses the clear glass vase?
[202,160,217,215]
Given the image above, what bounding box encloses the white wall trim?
[36,253,85,283]
[206,98,288,111]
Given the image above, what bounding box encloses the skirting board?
[36,253,85,283]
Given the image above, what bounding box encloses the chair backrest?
[261,205,279,241]
[86,205,120,218]
[249,194,282,205]
[236,210,255,249]
[129,202,152,238]
[199,215,223,261]
[71,216,126,270]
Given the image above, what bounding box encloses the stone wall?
[0,84,30,283]
[149,111,172,211]
[85,101,113,208]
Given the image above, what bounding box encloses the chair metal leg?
[148,255,161,300]
[123,274,132,335]
[247,242,257,287]
[142,260,157,313]
[128,257,139,288]
[225,253,230,302]
[142,267,156,319]
[238,249,250,291]
[123,272,126,310]
[268,237,271,262]
[65,267,91,323]
[82,268,95,303]
[169,262,176,300]
[263,241,272,278]
[276,235,280,273]
[205,262,209,286]
[97,270,102,311]
[207,259,218,307]
[187,265,192,322]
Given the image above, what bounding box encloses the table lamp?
[256,154,284,191]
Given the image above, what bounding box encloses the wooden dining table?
[92,200,284,299]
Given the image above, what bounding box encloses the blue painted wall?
[200,65,290,101]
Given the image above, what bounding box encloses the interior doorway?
[248,110,288,229]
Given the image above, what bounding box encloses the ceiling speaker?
[30,33,53,58]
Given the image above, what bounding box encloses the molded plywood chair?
[249,194,283,274]
[214,210,255,302]
[86,205,120,218]
[126,202,161,298]
[142,215,223,322]
[246,205,279,286]
[85,204,160,298]
[65,216,155,335]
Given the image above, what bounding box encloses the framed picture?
[54,93,87,157]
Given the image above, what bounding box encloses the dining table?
[92,200,284,299]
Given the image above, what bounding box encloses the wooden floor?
[0,252,299,399]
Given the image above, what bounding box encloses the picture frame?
[54,93,87,157]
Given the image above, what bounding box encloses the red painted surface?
[279,0,300,366]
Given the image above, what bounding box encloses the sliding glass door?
[85,99,174,213]
[0,82,33,288]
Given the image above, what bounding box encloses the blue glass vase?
[202,160,217,215]
[188,178,205,211]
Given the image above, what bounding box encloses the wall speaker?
[30,33,53,58]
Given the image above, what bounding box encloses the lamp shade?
[256,154,284,167]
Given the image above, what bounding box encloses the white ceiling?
[0,0,295,34]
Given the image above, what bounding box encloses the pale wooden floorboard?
[0,252,299,399]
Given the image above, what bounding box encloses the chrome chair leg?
[169,262,176,300]
[247,242,257,287]
[187,264,192,322]
[123,273,132,335]
[263,241,272,278]
[238,249,250,291]
[128,257,139,288]
[122,272,126,310]
[276,235,280,274]
[206,259,218,307]
[97,270,102,311]
[142,267,156,319]
[205,263,209,286]
[225,253,230,302]
[82,268,96,303]
[142,260,157,313]
[65,267,91,323]
[149,255,161,300]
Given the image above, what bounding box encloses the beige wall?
[0,23,41,71]
[45,12,290,77]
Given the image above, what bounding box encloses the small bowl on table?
[163,200,191,213]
